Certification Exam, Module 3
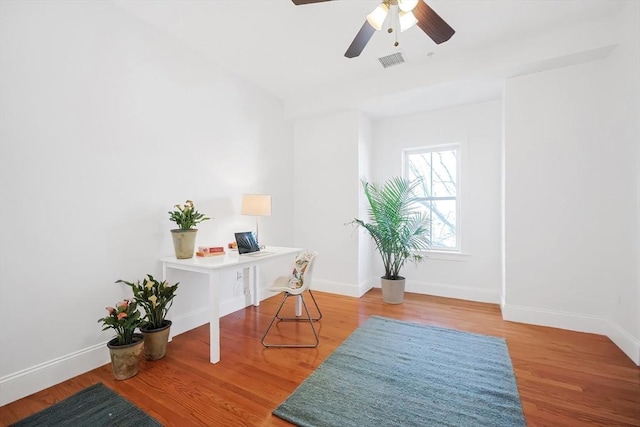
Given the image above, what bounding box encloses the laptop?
[234,232,272,257]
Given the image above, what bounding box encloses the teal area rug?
[11,383,162,427]
[274,315,526,427]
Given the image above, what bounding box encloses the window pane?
[430,199,456,249]
[431,150,456,197]
[406,152,431,197]
[404,145,459,251]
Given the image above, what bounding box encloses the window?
[403,145,460,251]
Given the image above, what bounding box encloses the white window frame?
[402,143,462,253]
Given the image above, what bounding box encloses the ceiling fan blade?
[413,1,455,44]
[292,0,331,5]
[344,21,376,58]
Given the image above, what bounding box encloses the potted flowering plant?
[168,199,210,259]
[98,299,144,380]
[116,274,179,360]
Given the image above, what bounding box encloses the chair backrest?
[288,251,318,292]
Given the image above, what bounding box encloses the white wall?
[0,0,293,404]
[503,59,610,317]
[371,100,503,303]
[357,114,375,288]
[292,110,370,297]
[603,0,640,363]
[502,33,639,363]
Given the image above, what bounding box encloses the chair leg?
[308,290,323,321]
[262,293,319,348]
[275,290,322,321]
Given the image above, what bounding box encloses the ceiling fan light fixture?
[399,11,418,32]
[398,0,419,12]
[293,0,454,59]
[366,3,389,31]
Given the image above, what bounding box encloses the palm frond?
[350,177,430,279]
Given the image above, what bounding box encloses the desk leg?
[161,263,173,342]
[251,265,259,306]
[209,271,221,364]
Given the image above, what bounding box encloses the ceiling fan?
[292,0,455,58]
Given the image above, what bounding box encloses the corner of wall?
[501,303,640,365]
[606,319,640,365]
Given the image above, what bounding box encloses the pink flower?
[116,300,129,310]
[117,312,128,320]
[106,306,115,315]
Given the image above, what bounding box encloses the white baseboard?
[309,277,500,303]
[605,319,640,365]
[0,342,110,406]
[220,294,254,318]
[405,280,501,304]
[311,278,374,298]
[502,303,640,365]
[169,307,210,337]
[501,303,608,334]
[0,306,229,406]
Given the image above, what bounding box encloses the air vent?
[378,51,406,68]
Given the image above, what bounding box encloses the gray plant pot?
[141,320,172,360]
[381,277,405,304]
[107,333,144,380]
[170,229,197,259]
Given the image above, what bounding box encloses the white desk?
[159,246,300,364]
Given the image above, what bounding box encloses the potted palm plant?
[168,199,210,259]
[116,275,179,360]
[350,177,430,304]
[98,299,144,380]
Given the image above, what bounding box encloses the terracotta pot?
[170,229,197,259]
[141,320,172,360]
[107,333,144,380]
[381,277,405,304]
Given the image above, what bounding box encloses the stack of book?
[196,246,225,257]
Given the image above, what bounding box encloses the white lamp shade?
[398,0,420,12]
[241,194,272,216]
[399,11,418,32]
[366,3,389,31]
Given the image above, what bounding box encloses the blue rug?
[274,315,526,427]
[11,383,162,427]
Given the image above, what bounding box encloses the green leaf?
[350,177,430,278]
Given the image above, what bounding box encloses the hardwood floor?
[1,290,639,426]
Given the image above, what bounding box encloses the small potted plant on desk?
[168,199,210,259]
[117,274,179,360]
[98,299,144,380]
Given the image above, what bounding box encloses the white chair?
[261,251,321,348]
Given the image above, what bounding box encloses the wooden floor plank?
[1,289,638,426]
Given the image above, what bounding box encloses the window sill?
[421,250,470,262]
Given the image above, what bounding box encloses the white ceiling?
[114,0,627,118]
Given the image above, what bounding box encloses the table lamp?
[241,194,271,247]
